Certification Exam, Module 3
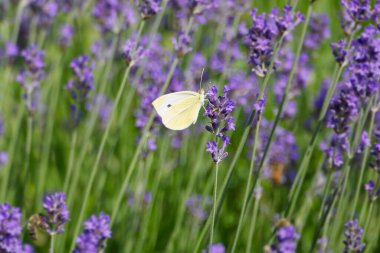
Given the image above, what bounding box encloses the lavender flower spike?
[135,0,161,20]
[73,213,112,253]
[343,219,365,253]
[202,243,225,253]
[66,55,96,125]
[42,192,70,235]
[0,203,24,252]
[266,223,299,253]
[205,86,235,164]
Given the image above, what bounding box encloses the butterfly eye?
[167,104,172,108]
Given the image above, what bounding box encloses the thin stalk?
[63,131,78,193]
[0,109,23,201]
[110,57,179,226]
[363,202,374,238]
[287,33,356,212]
[165,134,208,251]
[243,5,312,220]
[49,235,55,253]
[37,56,66,203]
[66,33,121,207]
[22,117,33,189]
[11,0,27,43]
[69,66,131,252]
[209,163,219,250]
[193,36,284,253]
[351,100,378,218]
[246,186,261,253]
[230,115,262,253]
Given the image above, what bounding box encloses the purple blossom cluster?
[327,25,380,137]
[341,0,380,23]
[172,31,192,58]
[170,0,220,26]
[343,219,365,253]
[121,39,149,67]
[66,55,96,125]
[247,6,304,77]
[135,0,161,20]
[73,213,112,253]
[0,203,33,252]
[41,192,70,235]
[321,133,349,169]
[364,180,380,202]
[266,223,299,253]
[92,0,137,34]
[202,243,225,253]
[28,0,59,28]
[205,86,235,164]
[59,24,74,48]
[16,45,45,115]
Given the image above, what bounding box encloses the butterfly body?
[152,90,205,130]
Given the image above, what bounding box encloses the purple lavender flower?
[59,24,74,48]
[172,31,192,57]
[16,45,45,115]
[202,243,225,253]
[341,0,380,23]
[227,72,258,110]
[326,90,358,134]
[135,0,161,20]
[73,213,111,253]
[370,131,380,173]
[5,42,19,60]
[356,131,370,154]
[267,223,299,253]
[121,39,148,67]
[204,86,235,164]
[0,203,23,252]
[92,0,136,34]
[28,0,59,28]
[247,6,304,76]
[304,14,330,50]
[42,192,69,235]
[330,40,348,65]
[364,180,380,201]
[66,55,95,125]
[343,219,365,253]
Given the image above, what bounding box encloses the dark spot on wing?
[167,104,172,108]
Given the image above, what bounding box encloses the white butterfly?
[152,89,205,130]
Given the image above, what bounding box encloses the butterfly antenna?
[199,68,205,90]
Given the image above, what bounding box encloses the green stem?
[63,131,78,193]
[193,35,284,253]
[69,66,131,252]
[351,99,378,218]
[209,163,219,250]
[0,109,23,201]
[230,115,262,253]
[110,57,179,226]
[286,33,356,218]
[49,234,55,253]
[363,202,374,238]
[246,182,261,253]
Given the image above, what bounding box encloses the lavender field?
[1,0,380,252]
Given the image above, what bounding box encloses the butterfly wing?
[152,91,200,118]
[152,92,202,130]
[162,96,202,130]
